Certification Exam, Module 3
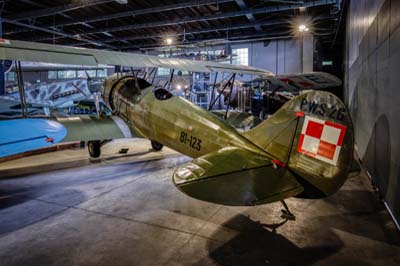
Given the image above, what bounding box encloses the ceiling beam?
[5,0,114,21]
[2,18,116,49]
[29,0,336,42]
[119,31,331,51]
[268,0,305,4]
[16,0,74,20]
[4,0,233,35]
[60,15,333,46]
[235,0,262,32]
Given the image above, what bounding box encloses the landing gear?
[280,200,296,221]
[260,200,295,232]
[88,140,101,158]
[151,140,163,151]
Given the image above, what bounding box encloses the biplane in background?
[246,72,342,118]
[0,39,353,219]
[0,61,110,117]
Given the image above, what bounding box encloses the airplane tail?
[244,91,354,199]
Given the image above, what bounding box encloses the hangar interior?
[0,1,400,266]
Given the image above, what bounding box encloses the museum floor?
[0,139,399,266]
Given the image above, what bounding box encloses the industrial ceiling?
[0,0,343,51]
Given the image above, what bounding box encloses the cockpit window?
[154,88,173,101]
[137,78,152,90]
[119,78,140,100]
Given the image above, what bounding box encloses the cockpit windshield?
[119,78,144,104]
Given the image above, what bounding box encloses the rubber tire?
[151,140,163,151]
[88,140,101,158]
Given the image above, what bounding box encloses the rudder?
[244,91,354,198]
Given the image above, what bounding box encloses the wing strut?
[224,73,236,120]
[163,68,175,90]
[15,60,28,118]
[208,72,236,111]
[208,72,218,111]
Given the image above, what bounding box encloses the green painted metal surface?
[102,75,354,205]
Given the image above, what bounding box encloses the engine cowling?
[102,74,152,114]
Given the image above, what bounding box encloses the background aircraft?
[1,78,100,107]
[249,72,342,117]
[0,61,110,117]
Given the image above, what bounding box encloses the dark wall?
[346,0,400,225]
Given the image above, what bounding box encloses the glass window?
[86,70,96,78]
[176,70,189,76]
[76,69,100,79]
[157,67,170,76]
[48,71,58,79]
[6,72,15,81]
[232,48,248,66]
[77,70,86,78]
[96,69,107,77]
[77,70,96,78]
[58,70,76,79]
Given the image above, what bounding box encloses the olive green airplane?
[0,39,354,216]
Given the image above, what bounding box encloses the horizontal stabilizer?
[173,147,303,206]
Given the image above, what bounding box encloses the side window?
[154,88,173,101]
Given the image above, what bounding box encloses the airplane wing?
[0,39,273,76]
[173,146,303,206]
[0,97,51,117]
[273,72,342,90]
[0,115,140,158]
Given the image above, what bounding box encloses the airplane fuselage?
[137,91,267,158]
[103,75,268,159]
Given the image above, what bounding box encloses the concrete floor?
[0,140,400,266]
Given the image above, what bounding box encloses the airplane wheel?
[88,140,101,158]
[151,140,163,151]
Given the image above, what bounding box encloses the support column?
[302,34,314,73]
[0,16,4,95]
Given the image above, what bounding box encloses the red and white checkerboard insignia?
[297,116,347,166]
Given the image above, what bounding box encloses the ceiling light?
[165,38,173,45]
[299,24,308,32]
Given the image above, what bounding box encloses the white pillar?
[302,34,314,73]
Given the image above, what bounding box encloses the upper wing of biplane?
[272,72,342,90]
[0,39,274,76]
[173,146,303,206]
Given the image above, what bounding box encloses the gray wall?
[345,0,400,225]
[226,37,312,82]
[153,38,312,86]
[247,37,311,75]
[249,39,300,74]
